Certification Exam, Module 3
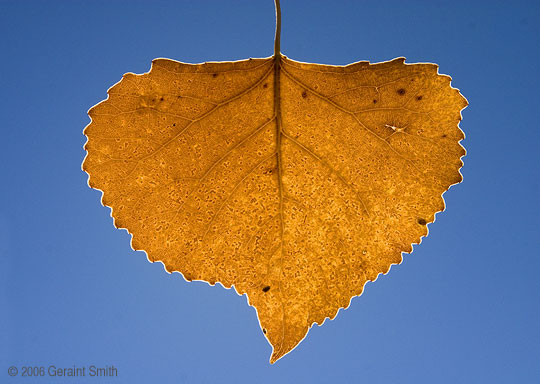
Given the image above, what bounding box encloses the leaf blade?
[83,55,467,364]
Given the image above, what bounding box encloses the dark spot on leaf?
[397,88,406,95]
[416,95,423,100]
[263,83,268,88]
[263,328,267,334]
[212,73,218,78]
[442,134,447,138]
[302,90,308,98]
[417,218,427,225]
[177,95,182,99]
[262,286,270,292]
[173,123,176,127]
[373,99,377,104]
[160,97,164,101]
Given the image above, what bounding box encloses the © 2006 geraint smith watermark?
[7,364,118,378]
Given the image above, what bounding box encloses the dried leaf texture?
[83,56,466,363]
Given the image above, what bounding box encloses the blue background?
[1,0,539,383]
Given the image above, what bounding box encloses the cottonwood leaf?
[82,1,466,363]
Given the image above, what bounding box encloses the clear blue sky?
[1,0,539,383]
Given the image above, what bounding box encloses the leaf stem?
[274,0,281,57]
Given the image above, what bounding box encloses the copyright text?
[7,365,118,378]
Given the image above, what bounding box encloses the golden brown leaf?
[83,1,466,364]
[83,54,466,362]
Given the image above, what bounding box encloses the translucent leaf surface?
[83,2,466,363]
